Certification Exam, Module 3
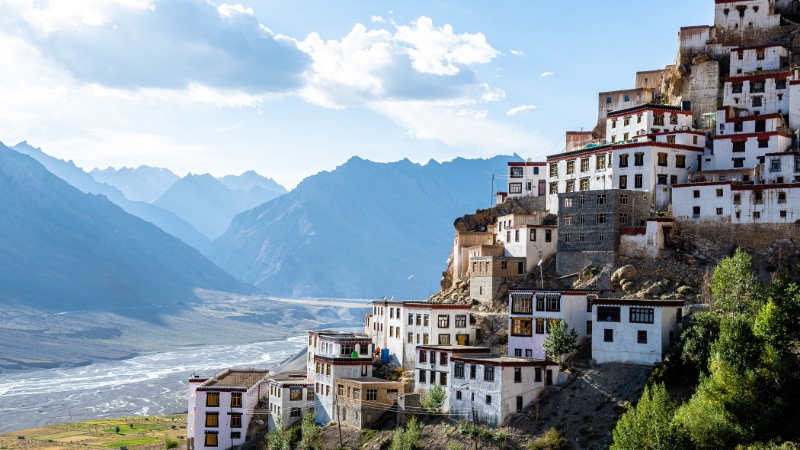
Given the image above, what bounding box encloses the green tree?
[611,383,686,450]
[389,416,422,450]
[542,320,578,367]
[711,248,756,314]
[298,411,322,450]
[679,311,722,381]
[420,383,447,414]
[265,417,291,450]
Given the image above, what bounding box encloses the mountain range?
[0,142,258,315]
[90,165,179,202]
[12,142,210,249]
[206,155,518,299]
[153,172,287,240]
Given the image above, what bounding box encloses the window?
[778,192,787,203]
[510,167,523,178]
[423,333,429,344]
[580,178,589,191]
[566,160,575,174]
[637,331,648,344]
[308,389,315,400]
[526,181,532,191]
[566,180,575,192]
[509,182,522,194]
[654,114,664,126]
[693,206,701,216]
[758,139,769,149]
[206,393,220,407]
[619,194,629,205]
[205,433,218,447]
[484,366,495,382]
[635,174,643,189]
[535,318,545,334]
[597,154,606,169]
[634,153,644,166]
[545,229,552,242]
[469,363,477,379]
[598,231,605,241]
[455,315,467,328]
[205,412,219,428]
[389,327,393,337]
[619,153,629,167]
[693,136,698,145]
[440,352,449,366]
[530,229,537,242]
[579,195,585,205]
[438,315,450,328]
[754,211,761,219]
[604,329,614,342]
[549,182,558,195]
[777,79,787,89]
[366,389,377,401]
[407,332,413,343]
[624,94,631,102]
[535,368,542,382]
[666,135,676,144]
[486,395,492,405]
[753,96,763,107]
[717,208,724,215]
[419,370,426,383]
[612,120,617,129]
[579,232,585,242]
[456,391,462,400]
[290,389,302,401]
[732,83,743,93]
[581,158,590,172]
[619,213,629,225]
[513,296,533,314]
[781,210,787,218]
[596,194,607,205]
[546,295,561,312]
[619,175,628,189]
[676,155,686,168]
[754,119,766,133]
[755,191,764,204]
[658,175,668,185]
[563,215,572,226]
[670,115,678,125]
[596,213,607,224]
[751,81,765,93]
[438,334,451,345]
[514,349,522,357]
[598,306,621,322]
[562,198,572,208]
[440,372,448,386]
[536,295,545,311]
[549,163,558,178]
[341,344,355,355]
[514,367,522,383]
[407,313,414,325]
[231,432,241,440]
[454,362,465,379]
[231,393,242,408]
[419,350,427,363]
[587,321,593,335]
[511,318,533,336]
[658,153,667,166]
[606,96,612,104]
[630,307,654,324]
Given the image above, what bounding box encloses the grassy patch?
[101,438,160,447]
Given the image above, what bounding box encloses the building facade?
[506,161,547,200]
[267,372,314,430]
[468,256,526,305]
[414,345,491,412]
[334,378,404,429]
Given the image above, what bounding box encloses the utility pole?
[491,173,495,207]
[335,392,343,448]
[409,275,414,301]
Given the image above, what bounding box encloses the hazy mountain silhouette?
[12,142,209,249]
[153,173,286,240]
[206,155,519,299]
[91,165,179,202]
[0,143,258,316]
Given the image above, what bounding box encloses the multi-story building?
[554,189,652,274]
[494,212,557,273]
[592,299,684,365]
[267,372,314,429]
[414,345,491,412]
[451,230,496,281]
[506,160,547,201]
[307,330,372,380]
[187,369,269,450]
[333,377,404,428]
[468,255,526,305]
[448,355,559,427]
[507,289,598,360]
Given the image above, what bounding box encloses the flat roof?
[450,355,558,367]
[335,377,405,385]
[201,369,269,388]
[270,372,313,386]
[607,103,685,117]
[594,298,685,307]
[416,345,491,352]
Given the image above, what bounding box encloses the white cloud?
[217,4,254,18]
[506,105,537,116]
[509,50,524,56]
[371,15,385,23]
[541,72,554,77]
[6,0,154,35]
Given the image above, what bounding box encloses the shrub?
[163,438,180,449]
[498,333,508,345]
[530,428,567,450]
[420,383,447,413]
[389,416,421,450]
[612,383,686,450]
[298,412,322,450]
[447,441,464,450]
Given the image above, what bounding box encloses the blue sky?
[0,0,712,188]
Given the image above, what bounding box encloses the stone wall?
[556,251,615,276]
[396,393,420,426]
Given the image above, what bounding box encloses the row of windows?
[205,392,241,408]
[693,189,789,204]
[562,194,630,207]
[563,231,607,243]
[204,412,242,428]
[509,166,540,178]
[405,314,466,328]
[550,154,611,178]
[269,386,314,401]
[510,295,562,313]
[602,329,651,344]
[510,318,562,336]
[596,306,682,324]
[408,333,463,345]
[691,207,791,220]
[730,79,786,93]
[203,432,241,447]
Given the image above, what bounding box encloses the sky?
[0,0,712,189]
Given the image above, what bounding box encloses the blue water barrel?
[380,348,390,364]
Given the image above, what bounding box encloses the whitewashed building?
[267,372,314,430]
[673,179,800,224]
[507,290,598,360]
[506,161,548,199]
[592,299,684,365]
[187,369,269,450]
[448,355,559,427]
[414,345,491,412]
[495,212,557,272]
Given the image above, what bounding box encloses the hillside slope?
[154,173,285,240]
[206,155,518,299]
[90,165,179,202]
[0,143,257,314]
[12,142,209,249]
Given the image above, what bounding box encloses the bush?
[389,416,421,450]
[530,428,568,450]
[611,383,686,450]
[163,438,180,449]
[420,383,447,413]
[498,333,508,345]
[447,441,464,450]
[299,412,322,450]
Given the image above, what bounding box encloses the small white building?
[507,289,598,360]
[506,161,548,199]
[448,355,559,427]
[714,0,781,40]
[307,330,372,380]
[673,179,800,224]
[592,299,684,365]
[414,345,491,412]
[187,369,269,450]
[267,372,314,429]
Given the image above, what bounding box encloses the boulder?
[611,265,638,286]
